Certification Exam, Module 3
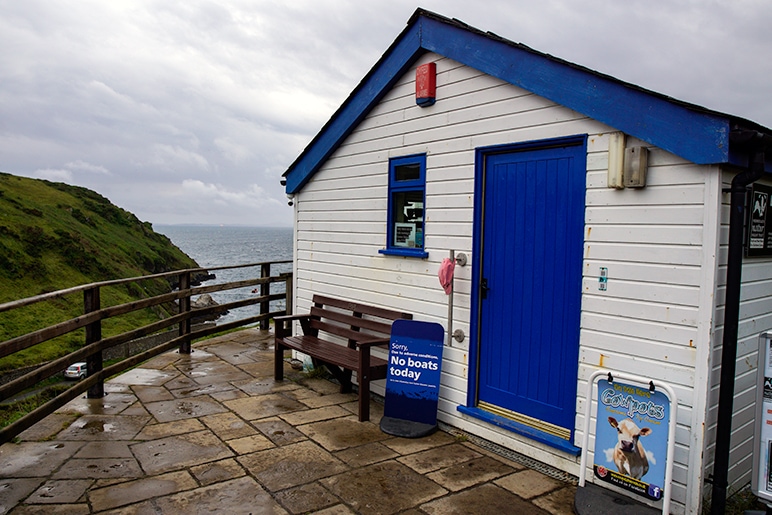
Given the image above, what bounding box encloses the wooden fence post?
[260,263,270,330]
[84,286,104,398]
[284,273,293,316]
[179,271,191,354]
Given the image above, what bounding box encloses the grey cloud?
[2,0,771,227]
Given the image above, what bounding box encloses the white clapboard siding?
[288,53,748,514]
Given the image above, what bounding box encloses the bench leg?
[358,346,372,422]
[274,341,285,381]
[358,371,370,422]
[339,369,353,394]
[320,363,353,393]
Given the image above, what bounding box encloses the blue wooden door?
[476,140,585,435]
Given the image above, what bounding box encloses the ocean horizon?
[155,224,293,325]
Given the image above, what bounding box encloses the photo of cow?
[593,379,671,501]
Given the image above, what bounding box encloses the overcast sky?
[2,1,771,227]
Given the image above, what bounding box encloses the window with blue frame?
[380,154,427,258]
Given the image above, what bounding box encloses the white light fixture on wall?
[607,132,625,189]
[624,146,648,188]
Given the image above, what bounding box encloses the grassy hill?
[0,173,201,371]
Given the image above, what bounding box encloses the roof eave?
[284,10,772,194]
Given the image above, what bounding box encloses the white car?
[64,362,87,380]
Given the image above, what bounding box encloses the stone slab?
[321,460,447,515]
[397,443,481,474]
[224,394,305,421]
[87,470,197,512]
[52,457,143,480]
[333,442,399,468]
[238,440,348,492]
[56,415,150,441]
[0,442,82,478]
[183,360,253,385]
[58,393,139,416]
[200,412,256,441]
[427,456,516,492]
[420,483,550,515]
[133,418,205,440]
[252,417,307,446]
[26,479,93,503]
[274,482,339,514]
[108,368,178,386]
[143,395,227,423]
[381,430,455,455]
[16,413,77,442]
[154,476,288,515]
[280,406,350,427]
[131,430,233,475]
[0,478,45,511]
[190,458,245,486]
[73,441,134,459]
[533,485,578,515]
[495,468,564,499]
[299,417,389,452]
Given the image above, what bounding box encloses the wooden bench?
[274,294,412,421]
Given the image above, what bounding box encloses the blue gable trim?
[419,16,730,166]
[285,10,767,193]
[284,23,423,193]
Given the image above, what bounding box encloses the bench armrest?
[357,337,390,348]
[275,314,310,340]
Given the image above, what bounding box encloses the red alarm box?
[416,62,436,107]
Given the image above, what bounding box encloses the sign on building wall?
[593,378,672,502]
[747,183,772,257]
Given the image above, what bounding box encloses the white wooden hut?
[281,9,772,513]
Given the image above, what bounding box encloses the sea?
[155,225,293,326]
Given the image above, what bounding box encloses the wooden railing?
[0,261,293,444]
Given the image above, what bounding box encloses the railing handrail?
[0,260,294,445]
[0,260,293,314]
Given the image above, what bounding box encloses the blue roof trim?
[285,9,768,193]
[284,23,423,193]
[419,16,731,165]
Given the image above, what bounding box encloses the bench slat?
[282,335,387,371]
[309,306,394,336]
[312,295,412,321]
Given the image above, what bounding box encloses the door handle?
[480,278,490,299]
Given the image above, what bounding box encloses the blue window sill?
[379,248,429,259]
[457,405,581,456]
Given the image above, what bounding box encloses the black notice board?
[747,183,772,257]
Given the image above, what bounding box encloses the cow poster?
[593,378,671,502]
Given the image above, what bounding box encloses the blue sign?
[380,320,444,438]
[593,379,671,502]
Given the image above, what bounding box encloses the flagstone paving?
[0,328,577,514]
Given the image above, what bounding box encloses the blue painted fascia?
[284,24,423,194]
[284,10,770,194]
[418,16,730,165]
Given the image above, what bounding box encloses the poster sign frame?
[579,370,677,515]
[751,331,772,503]
[747,183,772,257]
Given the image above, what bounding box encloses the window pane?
[392,190,424,248]
[394,163,420,182]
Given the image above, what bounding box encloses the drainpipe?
[710,130,770,515]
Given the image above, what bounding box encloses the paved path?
[0,329,577,514]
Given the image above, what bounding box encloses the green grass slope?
[0,173,201,371]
